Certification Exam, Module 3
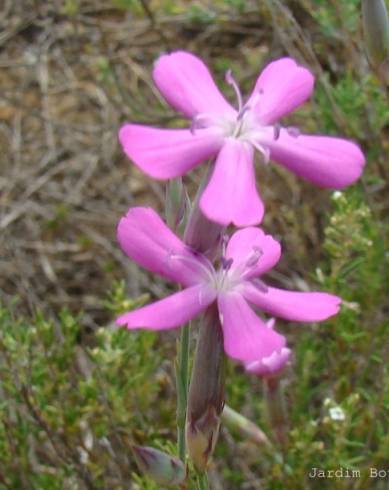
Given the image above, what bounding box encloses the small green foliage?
[103,279,150,315]
[45,204,70,231]
[312,0,360,36]
[187,4,217,24]
[0,303,171,488]
[96,57,114,84]
[112,0,140,13]
[62,0,79,16]
[314,73,389,137]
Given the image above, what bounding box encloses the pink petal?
[116,284,216,330]
[226,227,281,278]
[118,207,210,287]
[119,124,222,179]
[247,58,314,125]
[265,129,365,188]
[245,347,291,377]
[217,292,286,362]
[243,283,341,322]
[153,51,235,118]
[199,139,264,227]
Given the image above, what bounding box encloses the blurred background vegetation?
[0,0,388,488]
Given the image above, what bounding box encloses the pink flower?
[116,206,341,363]
[119,51,365,227]
[244,319,291,377]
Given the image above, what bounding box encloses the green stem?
[176,323,190,462]
[197,470,209,490]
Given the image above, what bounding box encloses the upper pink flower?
[116,206,341,363]
[119,51,365,227]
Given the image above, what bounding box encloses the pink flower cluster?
[116,51,365,376]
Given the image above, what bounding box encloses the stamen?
[167,250,214,282]
[245,246,263,268]
[221,234,229,257]
[226,69,243,114]
[287,126,300,138]
[250,278,268,293]
[190,113,217,134]
[245,92,261,112]
[190,119,197,135]
[221,257,233,271]
[273,124,281,140]
[250,140,270,164]
[236,105,250,121]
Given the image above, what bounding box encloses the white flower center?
[167,242,269,297]
[190,70,301,165]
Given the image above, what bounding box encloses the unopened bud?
[222,404,272,447]
[132,445,186,486]
[186,305,225,470]
[362,0,389,84]
[165,178,189,232]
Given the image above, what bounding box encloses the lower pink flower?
[116,207,341,362]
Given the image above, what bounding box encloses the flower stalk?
[196,470,210,490]
[166,177,191,463]
[263,376,288,447]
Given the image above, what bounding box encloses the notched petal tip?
[248,57,315,124]
[152,50,234,118]
[115,314,134,328]
[267,131,366,189]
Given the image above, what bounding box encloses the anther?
[250,278,268,293]
[250,140,270,164]
[245,246,263,268]
[190,114,215,134]
[221,234,229,257]
[287,126,300,138]
[237,105,250,121]
[225,69,243,114]
[221,257,233,271]
[273,124,281,140]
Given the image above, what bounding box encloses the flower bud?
[362,0,389,84]
[222,404,272,447]
[132,445,186,486]
[186,305,225,470]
